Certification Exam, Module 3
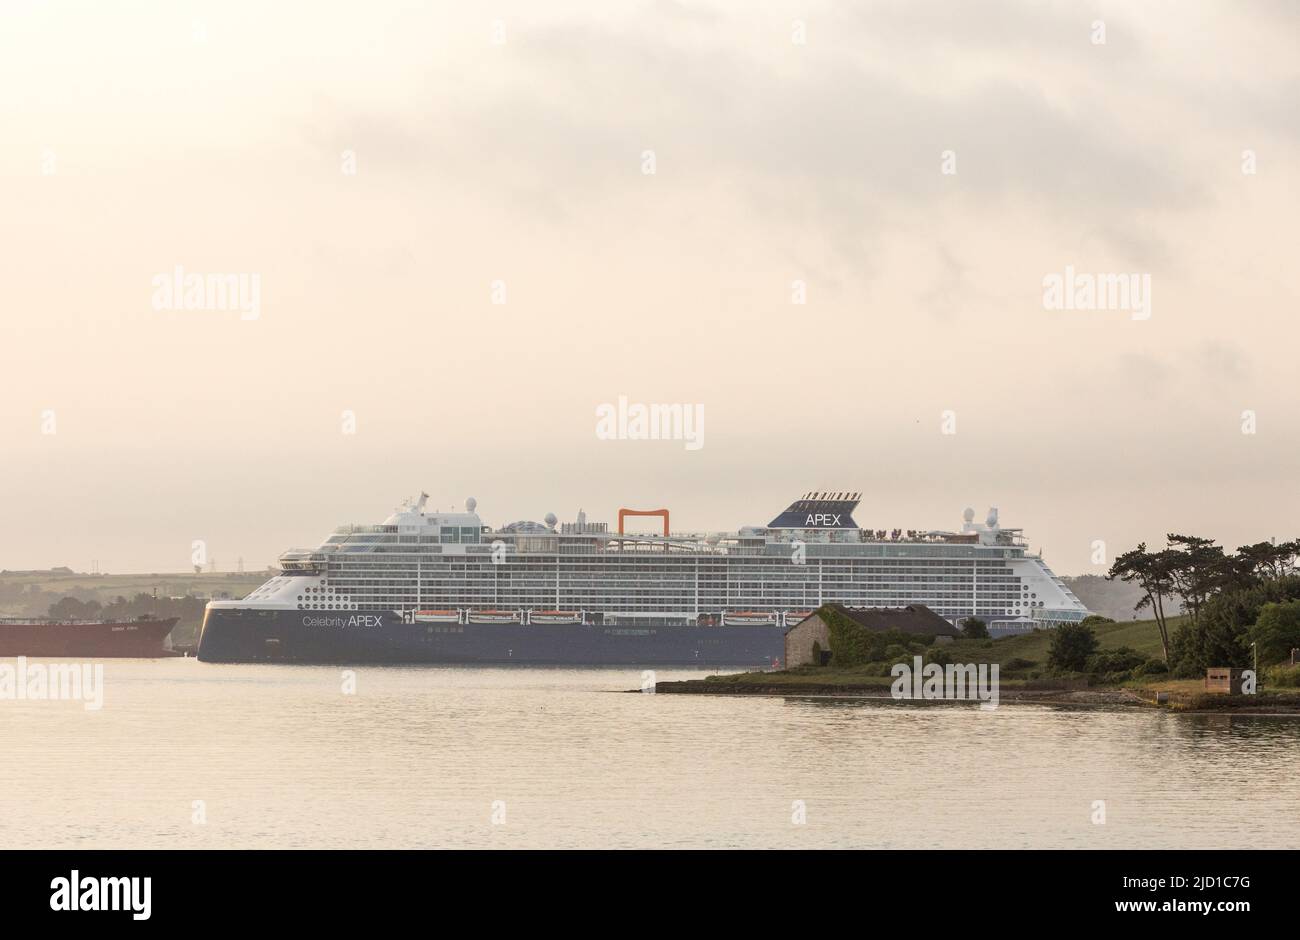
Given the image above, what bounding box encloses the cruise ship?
[197,493,1089,666]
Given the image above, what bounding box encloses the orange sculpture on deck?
[617,508,669,536]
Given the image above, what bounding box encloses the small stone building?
[785,603,959,667]
[1205,667,1249,695]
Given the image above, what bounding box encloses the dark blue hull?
[198,608,786,667]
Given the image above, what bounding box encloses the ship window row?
[322,563,1016,581]
[317,553,1014,570]
[340,592,1025,607]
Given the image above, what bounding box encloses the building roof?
[788,603,959,637]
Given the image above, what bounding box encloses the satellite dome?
[962,507,975,523]
[986,507,999,528]
[466,497,477,513]
[544,512,558,527]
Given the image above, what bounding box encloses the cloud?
[304,0,1209,273]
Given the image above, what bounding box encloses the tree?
[1249,600,1300,667]
[1236,540,1300,582]
[1047,622,1099,672]
[1169,575,1300,673]
[47,596,102,621]
[1165,534,1224,626]
[960,617,989,639]
[1108,544,1177,662]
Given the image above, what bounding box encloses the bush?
[926,646,952,666]
[1047,622,1100,672]
[883,643,912,663]
[1085,647,1147,676]
[1080,614,1115,628]
[1249,600,1300,668]
[1133,659,1169,677]
[1264,663,1300,688]
[1002,657,1036,674]
[960,617,989,639]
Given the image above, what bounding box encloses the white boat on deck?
[721,610,781,627]
[414,609,461,624]
[783,610,813,627]
[467,609,522,625]
[529,610,584,625]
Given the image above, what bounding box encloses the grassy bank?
[695,617,1171,689]
[657,616,1300,712]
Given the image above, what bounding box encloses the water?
[2,659,1297,849]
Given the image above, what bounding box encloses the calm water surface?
[2,658,1297,849]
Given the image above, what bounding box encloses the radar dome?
[963,507,975,523]
[466,497,477,512]
[986,507,999,528]
[544,512,558,527]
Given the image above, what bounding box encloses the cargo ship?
[197,492,1089,666]
[0,616,180,657]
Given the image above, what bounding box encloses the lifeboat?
[414,609,461,624]
[783,610,813,627]
[721,610,780,626]
[467,609,522,625]
[529,610,583,625]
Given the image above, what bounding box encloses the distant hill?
[0,570,269,647]
[1061,574,1185,622]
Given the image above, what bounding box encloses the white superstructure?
[212,492,1089,634]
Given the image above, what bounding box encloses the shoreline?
[651,680,1300,715]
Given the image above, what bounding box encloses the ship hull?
[198,608,784,667]
[0,618,179,658]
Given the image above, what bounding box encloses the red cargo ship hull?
[0,618,180,657]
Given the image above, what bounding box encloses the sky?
[1,0,1297,575]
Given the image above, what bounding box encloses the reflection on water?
[1,659,1297,848]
